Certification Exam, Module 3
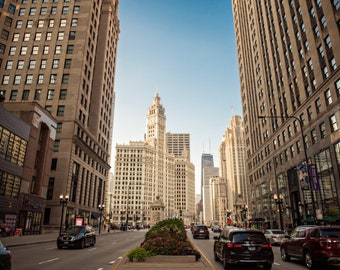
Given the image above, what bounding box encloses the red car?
[280,225,340,269]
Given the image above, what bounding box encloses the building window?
[336,79,340,96]
[51,6,57,14]
[62,74,69,84]
[55,45,62,54]
[330,115,338,132]
[47,89,54,100]
[26,74,33,84]
[50,74,57,84]
[40,59,47,69]
[34,89,41,100]
[19,8,26,16]
[323,66,329,78]
[57,32,64,40]
[330,58,337,70]
[52,59,59,69]
[37,74,44,84]
[12,33,19,42]
[1,30,9,40]
[69,31,76,40]
[5,61,13,70]
[48,19,54,27]
[45,105,52,113]
[59,89,67,100]
[325,35,332,49]
[37,20,44,28]
[9,47,16,56]
[324,89,332,105]
[56,123,62,133]
[35,33,42,41]
[314,26,320,37]
[14,75,21,85]
[29,8,36,16]
[64,59,72,69]
[46,32,52,41]
[311,129,317,144]
[43,46,49,54]
[57,105,65,116]
[17,60,24,69]
[333,0,340,10]
[319,122,326,139]
[71,18,78,26]
[296,140,301,154]
[20,46,28,55]
[320,16,326,28]
[22,90,30,100]
[40,7,47,15]
[28,60,36,69]
[315,98,322,113]
[2,75,10,85]
[5,17,13,27]
[0,43,5,54]
[10,90,18,100]
[62,6,68,14]
[60,19,67,27]
[66,46,74,56]
[307,106,313,121]
[73,6,80,14]
[53,140,60,152]
[32,46,39,55]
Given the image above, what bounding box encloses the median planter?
[145,255,196,263]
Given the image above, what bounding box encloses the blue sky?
[112,0,241,194]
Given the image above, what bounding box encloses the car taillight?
[227,243,242,248]
[262,243,272,248]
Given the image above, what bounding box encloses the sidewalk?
[1,230,215,270]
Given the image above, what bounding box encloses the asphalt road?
[10,230,145,270]
[188,229,340,270]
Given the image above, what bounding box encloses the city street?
[188,230,340,270]
[7,229,340,270]
[9,230,145,270]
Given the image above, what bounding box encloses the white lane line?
[274,262,280,265]
[88,247,96,251]
[109,261,115,264]
[97,268,104,270]
[38,258,59,265]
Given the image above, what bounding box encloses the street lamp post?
[59,194,69,236]
[259,115,317,221]
[98,204,105,234]
[273,194,284,230]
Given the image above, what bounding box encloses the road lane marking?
[38,258,59,265]
[88,247,96,251]
[109,261,115,264]
[274,262,280,265]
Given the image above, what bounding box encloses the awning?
[91,213,99,219]
[302,217,316,223]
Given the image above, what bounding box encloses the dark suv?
[280,225,340,269]
[214,227,273,270]
[192,225,209,239]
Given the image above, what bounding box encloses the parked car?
[264,229,288,245]
[214,227,273,270]
[212,225,221,233]
[57,225,96,249]
[280,225,340,269]
[192,225,209,239]
[0,240,11,270]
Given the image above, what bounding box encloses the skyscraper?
[0,0,120,227]
[233,1,340,227]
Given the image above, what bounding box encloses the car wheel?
[223,252,229,270]
[263,263,272,270]
[280,247,290,262]
[304,251,315,269]
[91,236,96,246]
[213,250,220,262]
[80,239,85,249]
[57,244,62,249]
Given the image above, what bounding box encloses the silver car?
[264,229,288,245]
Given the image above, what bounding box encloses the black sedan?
[57,225,96,249]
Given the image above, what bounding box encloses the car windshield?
[320,229,340,238]
[196,226,207,230]
[271,230,286,234]
[65,226,84,235]
[232,232,266,243]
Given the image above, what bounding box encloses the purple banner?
[308,164,320,191]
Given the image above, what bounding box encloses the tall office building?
[166,133,195,223]
[0,1,120,227]
[219,115,248,224]
[112,94,195,227]
[232,1,340,228]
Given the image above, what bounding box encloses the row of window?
[17,5,80,16]
[5,58,72,70]
[2,73,70,88]
[0,88,67,101]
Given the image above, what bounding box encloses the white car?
[264,229,288,245]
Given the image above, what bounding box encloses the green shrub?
[127,247,150,262]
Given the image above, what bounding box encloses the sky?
[112,0,242,194]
